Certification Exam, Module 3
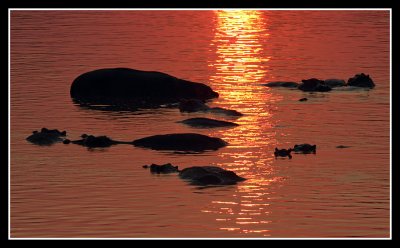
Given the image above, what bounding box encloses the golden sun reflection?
[203,10,284,237]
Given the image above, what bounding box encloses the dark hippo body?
[263,81,299,88]
[179,166,246,185]
[133,133,227,152]
[26,128,67,145]
[298,78,332,92]
[178,117,239,128]
[70,68,219,108]
[64,134,132,148]
[293,144,316,153]
[347,73,375,88]
[274,148,293,159]
[143,163,179,174]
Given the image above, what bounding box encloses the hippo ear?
[275,147,278,151]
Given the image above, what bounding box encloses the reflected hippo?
[64,134,132,148]
[143,163,179,174]
[179,166,246,185]
[298,78,332,92]
[70,68,219,109]
[293,144,316,153]
[133,133,228,152]
[26,128,67,145]
[178,117,239,128]
[347,73,375,88]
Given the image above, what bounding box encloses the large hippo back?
[70,68,219,102]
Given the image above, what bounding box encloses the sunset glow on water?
[10,10,390,238]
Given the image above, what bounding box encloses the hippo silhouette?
[133,133,228,152]
[63,134,132,148]
[26,128,67,145]
[179,166,246,185]
[143,163,179,174]
[347,73,375,88]
[263,81,299,88]
[324,79,347,88]
[293,144,316,154]
[274,147,293,159]
[70,68,219,110]
[178,117,239,128]
[298,78,332,92]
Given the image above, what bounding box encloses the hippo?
[133,133,228,152]
[64,134,132,148]
[263,81,299,88]
[179,166,246,185]
[70,68,219,109]
[298,78,332,92]
[347,73,375,88]
[293,144,316,153]
[178,117,239,128]
[143,163,179,174]
[299,98,308,102]
[274,148,293,159]
[26,128,67,145]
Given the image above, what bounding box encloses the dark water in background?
[10,10,390,238]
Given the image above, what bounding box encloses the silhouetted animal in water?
[179,166,246,185]
[143,163,179,174]
[298,78,332,92]
[26,128,67,145]
[293,144,316,154]
[299,98,308,102]
[336,145,350,149]
[178,117,239,128]
[263,81,299,88]
[70,68,219,110]
[347,73,375,88]
[274,148,293,159]
[133,133,228,152]
[63,134,132,148]
[324,79,346,88]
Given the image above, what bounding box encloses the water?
[10,10,390,238]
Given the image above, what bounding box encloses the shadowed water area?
[10,10,390,238]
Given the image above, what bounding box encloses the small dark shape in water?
[347,73,375,88]
[133,133,228,152]
[263,81,299,88]
[298,78,332,92]
[293,144,317,153]
[299,98,308,102]
[324,79,347,88]
[143,163,179,174]
[179,166,246,185]
[336,145,351,149]
[26,128,67,145]
[69,134,132,148]
[274,148,293,159]
[178,117,239,128]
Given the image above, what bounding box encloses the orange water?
[10,10,390,238]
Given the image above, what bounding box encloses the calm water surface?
[10,10,390,238]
